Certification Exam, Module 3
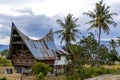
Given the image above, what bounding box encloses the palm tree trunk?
[96,26,101,66]
[66,40,70,52]
[98,26,101,45]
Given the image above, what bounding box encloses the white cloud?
[0,0,99,17]
[0,37,10,45]
[0,0,120,45]
[0,24,3,28]
[26,0,96,16]
[105,0,120,5]
[0,0,119,17]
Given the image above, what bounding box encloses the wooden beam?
[12,42,24,44]
[12,35,20,37]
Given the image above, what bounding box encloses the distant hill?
[101,40,109,46]
[0,45,9,51]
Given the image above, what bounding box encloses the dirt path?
[85,74,120,80]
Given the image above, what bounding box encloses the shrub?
[79,67,111,79]
[111,68,120,75]
[0,58,12,67]
[63,67,111,80]
[37,72,44,80]
[32,62,51,80]
[0,77,7,80]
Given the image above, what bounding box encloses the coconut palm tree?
[83,0,117,45]
[108,39,117,50]
[54,13,80,51]
[108,39,118,64]
[117,37,120,47]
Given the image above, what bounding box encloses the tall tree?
[108,39,117,50]
[117,37,120,47]
[83,0,117,45]
[108,39,118,64]
[0,49,9,57]
[79,33,98,66]
[98,45,109,65]
[54,13,80,51]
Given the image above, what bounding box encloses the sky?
[0,0,120,45]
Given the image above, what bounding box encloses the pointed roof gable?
[9,22,59,60]
[9,22,69,61]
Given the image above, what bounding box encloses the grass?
[111,69,120,75]
[104,64,120,70]
[110,64,120,70]
[0,67,64,80]
[103,64,120,75]
[0,73,36,80]
[110,64,120,75]
[0,67,36,80]
[1,65,120,80]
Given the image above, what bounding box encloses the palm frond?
[56,19,66,28]
[55,13,80,49]
[60,35,65,44]
[84,0,117,43]
[54,30,64,34]
[83,11,96,18]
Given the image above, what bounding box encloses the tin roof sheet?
[10,23,69,60]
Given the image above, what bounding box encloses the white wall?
[54,55,67,65]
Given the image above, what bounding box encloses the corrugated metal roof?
[56,46,69,55]
[11,23,69,60]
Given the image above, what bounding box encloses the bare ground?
[85,74,120,80]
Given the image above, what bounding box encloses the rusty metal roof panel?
[56,46,70,55]
[46,41,57,50]
[18,29,58,60]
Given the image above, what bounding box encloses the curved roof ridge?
[30,29,53,41]
[9,22,69,61]
[11,22,58,60]
[12,22,31,40]
[12,22,53,41]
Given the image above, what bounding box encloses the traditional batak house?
[8,22,69,74]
